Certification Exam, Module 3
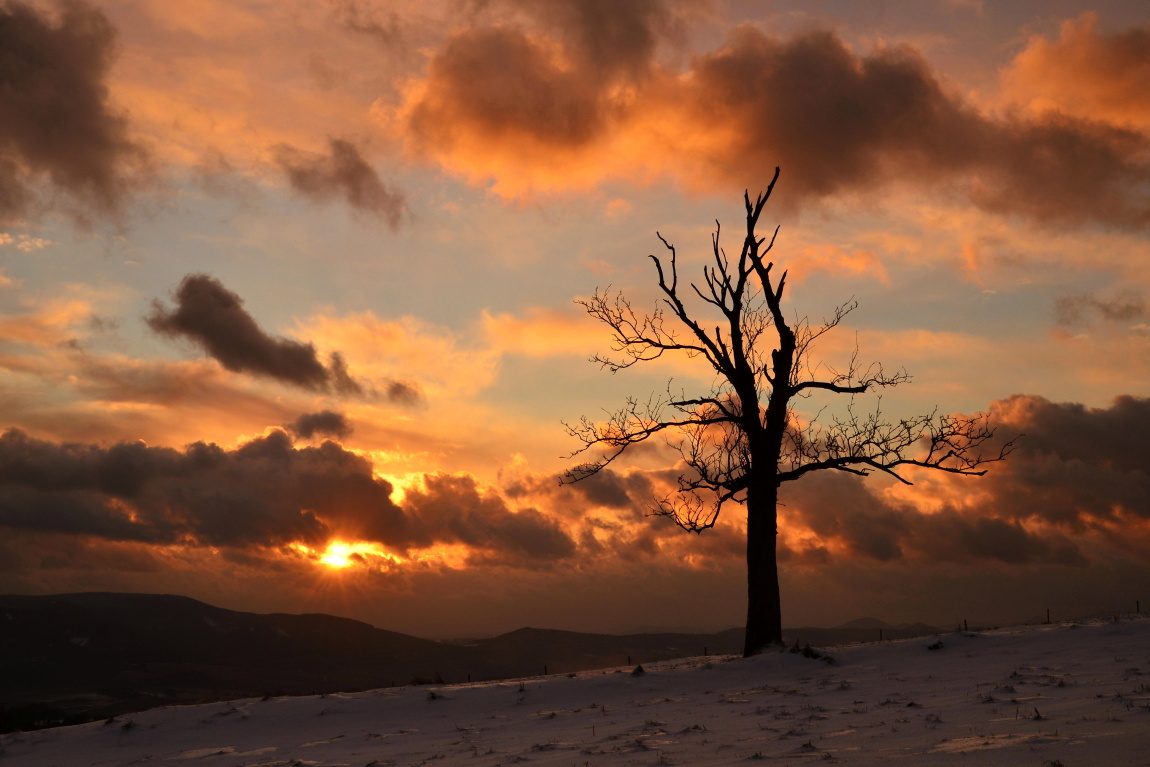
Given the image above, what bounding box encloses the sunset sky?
[1,0,1148,639]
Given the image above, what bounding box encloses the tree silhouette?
[564,169,1011,656]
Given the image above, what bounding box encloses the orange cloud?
[785,244,890,284]
[0,283,124,351]
[0,233,53,252]
[1001,13,1150,130]
[0,299,95,347]
[297,311,498,399]
[395,17,1150,228]
[0,289,366,449]
[136,0,267,39]
[481,307,606,358]
[106,0,407,201]
[392,26,641,198]
[7,352,320,451]
[388,0,688,198]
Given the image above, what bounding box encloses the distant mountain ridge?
[0,592,939,732]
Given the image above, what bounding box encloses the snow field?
[3,615,1148,766]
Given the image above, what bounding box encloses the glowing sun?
[314,540,404,570]
[319,542,356,568]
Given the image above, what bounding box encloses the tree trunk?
[743,480,782,656]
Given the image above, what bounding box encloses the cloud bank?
[1,393,1148,634]
[0,427,574,562]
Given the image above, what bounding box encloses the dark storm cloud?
[520,0,683,81]
[405,0,687,156]
[273,138,405,228]
[405,25,609,152]
[287,410,353,440]
[0,428,332,546]
[1003,395,1150,473]
[1054,292,1146,326]
[782,473,907,562]
[781,470,1089,567]
[967,116,1150,228]
[682,27,1150,227]
[957,516,1083,566]
[0,0,145,224]
[560,468,648,510]
[506,466,653,519]
[383,379,421,405]
[776,395,1150,567]
[280,436,415,545]
[0,428,575,563]
[147,274,367,396]
[404,473,576,561]
[680,28,980,201]
[983,395,1150,527]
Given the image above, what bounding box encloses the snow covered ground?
[4,615,1148,766]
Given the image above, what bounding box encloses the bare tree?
[564,169,1011,656]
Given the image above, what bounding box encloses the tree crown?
[565,168,1012,533]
